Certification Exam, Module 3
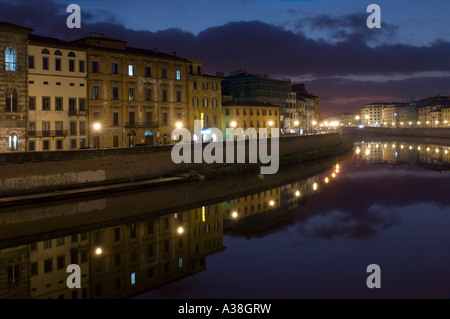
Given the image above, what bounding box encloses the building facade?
[27,35,88,151]
[221,101,279,139]
[360,104,385,127]
[73,34,189,148]
[186,59,222,142]
[0,22,32,152]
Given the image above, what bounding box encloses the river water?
[1,139,449,299]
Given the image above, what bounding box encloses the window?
[162,68,167,78]
[44,258,53,273]
[130,249,136,262]
[55,97,63,110]
[145,66,151,77]
[114,228,120,242]
[128,64,134,76]
[176,70,181,80]
[203,98,208,108]
[213,98,218,108]
[8,134,18,151]
[79,60,85,72]
[162,89,167,102]
[28,141,35,151]
[5,89,17,112]
[5,47,17,71]
[130,223,136,239]
[112,63,119,74]
[128,88,134,101]
[115,254,121,267]
[79,98,86,112]
[42,97,50,110]
[113,135,119,147]
[112,87,119,100]
[197,66,201,75]
[28,56,34,69]
[93,86,99,100]
[42,57,49,70]
[92,61,99,73]
[203,82,208,90]
[70,122,77,136]
[57,256,65,270]
[55,58,61,71]
[225,109,229,116]
[31,262,38,276]
[113,112,119,126]
[176,90,181,102]
[193,97,198,107]
[163,112,168,125]
[79,122,86,135]
[69,59,75,72]
[42,140,50,150]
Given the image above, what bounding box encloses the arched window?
[54,50,62,56]
[68,52,76,57]
[9,134,18,151]
[5,47,17,71]
[5,89,17,112]
[41,49,50,54]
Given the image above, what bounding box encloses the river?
[1,139,449,299]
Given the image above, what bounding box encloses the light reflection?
[313,183,318,191]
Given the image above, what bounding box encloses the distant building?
[360,104,385,126]
[221,100,279,139]
[382,104,417,127]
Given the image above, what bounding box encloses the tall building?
[360,104,385,127]
[186,60,222,142]
[292,84,319,133]
[26,35,88,151]
[0,22,33,152]
[73,34,189,147]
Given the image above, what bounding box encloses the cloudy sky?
[1,0,449,117]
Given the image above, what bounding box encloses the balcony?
[26,130,68,138]
[124,122,159,129]
[69,109,88,116]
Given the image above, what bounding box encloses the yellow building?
[221,101,280,139]
[27,35,88,151]
[73,34,188,147]
[186,60,222,142]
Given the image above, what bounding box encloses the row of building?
[1,22,320,153]
[323,96,450,128]
[360,96,450,128]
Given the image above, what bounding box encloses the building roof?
[28,34,86,50]
[222,101,278,108]
[0,21,33,33]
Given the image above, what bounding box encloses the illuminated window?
[176,70,181,80]
[128,64,134,76]
[9,134,18,151]
[5,47,17,71]
[131,272,136,285]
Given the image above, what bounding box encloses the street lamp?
[230,121,237,128]
[312,120,317,134]
[175,121,183,129]
[93,122,101,149]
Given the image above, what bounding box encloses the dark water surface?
[1,140,449,299]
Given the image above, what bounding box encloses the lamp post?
[312,121,317,134]
[93,122,101,149]
[294,120,299,135]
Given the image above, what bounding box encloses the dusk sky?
[1,0,449,117]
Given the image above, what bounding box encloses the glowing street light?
[231,211,238,218]
[175,121,183,129]
[268,121,274,127]
[230,121,237,128]
[95,248,102,255]
[269,200,275,206]
[295,191,300,197]
[177,226,184,234]
[93,122,101,149]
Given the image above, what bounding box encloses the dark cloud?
[0,0,449,116]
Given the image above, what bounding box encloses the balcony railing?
[124,122,159,129]
[26,130,68,138]
[69,109,88,116]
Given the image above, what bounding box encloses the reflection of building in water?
[30,234,90,299]
[223,187,290,237]
[89,206,223,299]
[0,246,30,298]
[356,141,450,170]
[360,142,383,163]
[282,176,318,210]
[0,205,223,299]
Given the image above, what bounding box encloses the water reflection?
[355,140,450,169]
[1,139,449,298]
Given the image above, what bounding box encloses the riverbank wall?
[0,133,342,197]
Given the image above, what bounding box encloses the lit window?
[5,47,17,71]
[9,134,18,151]
[176,70,181,80]
[128,64,134,76]
[131,272,136,285]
